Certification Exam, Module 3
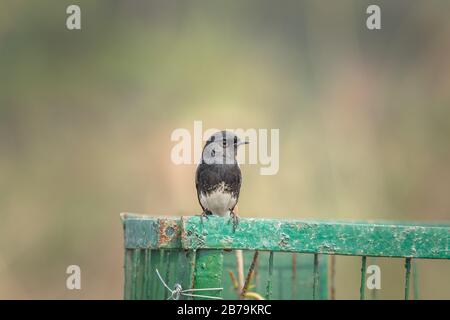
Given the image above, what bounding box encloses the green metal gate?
[121,213,450,300]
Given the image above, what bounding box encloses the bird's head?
[202,130,249,165]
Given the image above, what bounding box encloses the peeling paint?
[123,214,450,259]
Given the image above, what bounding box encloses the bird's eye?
[222,140,227,147]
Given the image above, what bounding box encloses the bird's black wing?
[195,163,221,214]
[195,164,206,213]
[222,164,242,212]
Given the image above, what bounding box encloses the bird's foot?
[228,210,239,233]
[199,210,211,226]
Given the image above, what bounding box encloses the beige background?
[0,0,449,299]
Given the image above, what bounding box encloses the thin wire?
[182,293,224,300]
[155,268,172,292]
[182,287,224,292]
[155,269,223,300]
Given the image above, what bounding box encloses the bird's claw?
[199,210,211,226]
[228,210,239,232]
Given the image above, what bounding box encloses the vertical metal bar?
[404,257,412,300]
[330,255,336,300]
[144,249,152,299]
[312,254,319,300]
[265,251,274,299]
[150,249,161,299]
[174,249,194,300]
[189,250,197,290]
[131,249,140,300]
[360,256,367,300]
[370,257,377,300]
[138,249,146,299]
[319,255,328,300]
[193,249,224,300]
[142,249,148,299]
[413,259,419,300]
[124,249,133,299]
[278,266,283,299]
[155,249,165,299]
[292,253,297,299]
[163,250,172,300]
[170,249,179,287]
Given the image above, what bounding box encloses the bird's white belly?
[200,190,236,217]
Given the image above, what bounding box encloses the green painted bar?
[143,249,151,299]
[122,214,450,300]
[278,267,283,299]
[193,249,224,299]
[360,256,367,300]
[155,250,165,299]
[312,254,319,300]
[405,258,412,300]
[163,251,172,300]
[123,214,450,259]
[138,249,146,299]
[181,216,450,259]
[319,255,328,300]
[265,252,274,299]
[123,214,182,249]
[123,249,132,299]
[150,250,161,299]
[131,249,140,299]
[175,250,196,300]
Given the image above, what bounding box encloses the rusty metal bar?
[254,254,260,293]
[241,251,259,298]
[329,255,336,300]
[292,253,297,299]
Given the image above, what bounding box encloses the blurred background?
[0,0,449,299]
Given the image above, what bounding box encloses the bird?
[195,130,248,230]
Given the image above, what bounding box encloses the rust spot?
[158,219,180,247]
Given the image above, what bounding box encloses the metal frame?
[121,213,450,300]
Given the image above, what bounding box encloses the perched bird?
[195,131,248,230]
